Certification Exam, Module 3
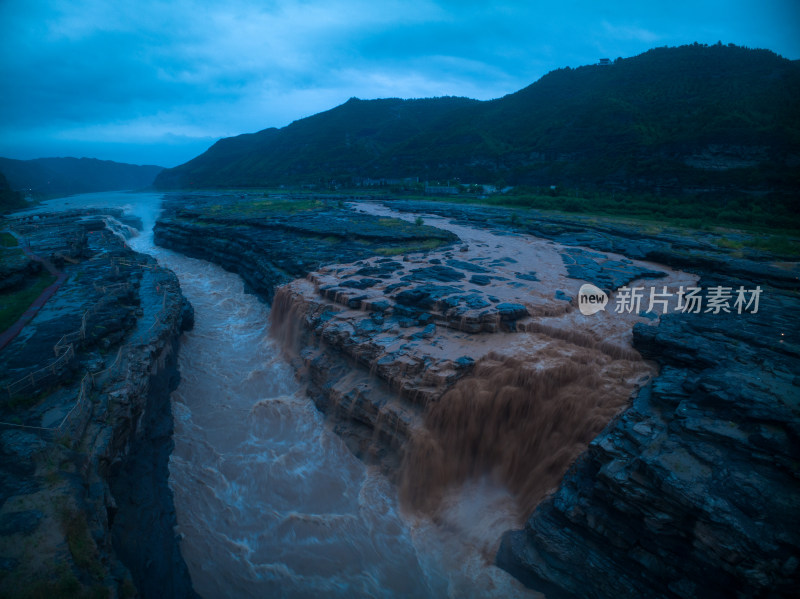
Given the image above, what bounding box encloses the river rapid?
[30,192,535,599]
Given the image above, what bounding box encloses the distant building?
[357,176,419,187]
[424,184,459,195]
[598,58,611,66]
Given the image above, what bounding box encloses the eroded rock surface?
[0,212,196,598]
[498,266,800,599]
[269,204,695,529]
[153,194,457,301]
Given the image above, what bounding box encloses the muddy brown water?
[126,194,536,598]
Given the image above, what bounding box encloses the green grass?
[205,198,325,217]
[6,510,108,599]
[13,573,81,599]
[749,235,800,256]
[658,229,797,257]
[454,190,800,235]
[419,191,800,256]
[12,574,110,599]
[377,217,403,228]
[6,386,54,411]
[0,246,26,270]
[716,237,745,250]
[0,270,56,332]
[375,238,449,256]
[61,509,104,580]
[1,232,18,247]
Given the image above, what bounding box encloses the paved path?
[0,230,68,352]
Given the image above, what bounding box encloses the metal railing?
[1,236,173,442]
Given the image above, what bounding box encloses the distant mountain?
[0,171,25,212]
[0,157,164,197]
[155,96,479,189]
[154,43,800,197]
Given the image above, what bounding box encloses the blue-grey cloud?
[0,0,797,167]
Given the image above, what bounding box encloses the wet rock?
[0,430,47,461]
[393,284,461,309]
[355,318,382,335]
[355,261,404,277]
[561,247,667,290]
[347,295,368,309]
[450,293,492,311]
[0,212,197,598]
[180,298,195,331]
[341,278,381,289]
[0,510,43,536]
[470,274,491,286]
[495,303,529,320]
[455,356,475,369]
[154,199,456,302]
[402,265,465,283]
[516,271,539,282]
[446,259,490,273]
[0,558,19,573]
[498,267,800,599]
[368,299,391,313]
[417,313,434,326]
[554,290,572,302]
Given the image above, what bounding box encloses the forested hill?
[0,157,164,197]
[154,44,800,196]
[0,171,25,212]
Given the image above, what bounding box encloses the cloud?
[601,21,661,43]
[0,0,798,167]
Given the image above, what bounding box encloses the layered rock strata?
[497,266,800,599]
[153,194,457,301]
[0,213,196,598]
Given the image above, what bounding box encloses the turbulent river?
[35,192,535,598]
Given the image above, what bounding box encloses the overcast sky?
[1,0,797,168]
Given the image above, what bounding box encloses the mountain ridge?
[0,156,164,197]
[153,43,800,198]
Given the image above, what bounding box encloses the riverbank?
[0,205,196,598]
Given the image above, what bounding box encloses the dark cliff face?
[497,273,800,598]
[106,275,197,599]
[0,212,196,597]
[494,278,800,595]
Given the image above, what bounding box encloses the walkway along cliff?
[0,210,196,598]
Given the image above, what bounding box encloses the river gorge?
[1,191,797,598]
